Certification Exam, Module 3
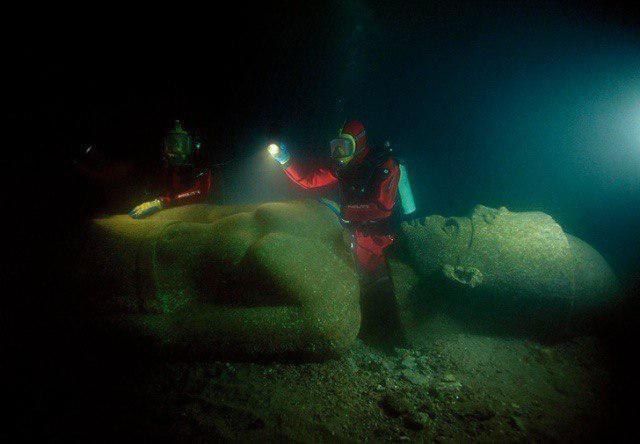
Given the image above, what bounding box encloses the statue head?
[397,214,473,280]
[392,205,593,340]
[397,205,576,298]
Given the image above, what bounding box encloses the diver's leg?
[354,230,405,348]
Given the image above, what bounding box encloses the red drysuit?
[284,145,400,277]
[158,165,213,207]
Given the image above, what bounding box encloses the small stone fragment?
[401,356,417,370]
[405,411,430,430]
[401,369,429,386]
[442,373,456,383]
[381,392,413,417]
[510,415,526,431]
[382,360,397,372]
[458,402,495,421]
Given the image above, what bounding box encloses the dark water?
[12,1,639,279]
[225,1,640,283]
[6,0,640,440]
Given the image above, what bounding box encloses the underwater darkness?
[8,0,640,279]
[4,0,640,441]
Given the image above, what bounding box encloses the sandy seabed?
[29,316,617,442]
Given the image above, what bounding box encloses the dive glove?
[129,199,164,219]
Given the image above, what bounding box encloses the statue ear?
[443,264,484,288]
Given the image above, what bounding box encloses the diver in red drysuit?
[130,120,213,218]
[271,120,406,345]
[270,120,400,283]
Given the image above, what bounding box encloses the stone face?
[396,205,576,301]
[395,214,472,279]
[390,205,619,341]
[463,206,575,303]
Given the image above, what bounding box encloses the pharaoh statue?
[79,200,360,358]
[77,201,619,357]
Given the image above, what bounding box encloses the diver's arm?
[160,168,212,207]
[283,159,338,189]
[270,144,337,189]
[342,158,400,222]
[130,168,212,218]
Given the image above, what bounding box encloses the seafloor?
[20,312,625,442]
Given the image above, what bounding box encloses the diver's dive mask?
[330,134,356,165]
[163,120,195,166]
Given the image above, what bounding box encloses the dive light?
[268,143,290,164]
[268,143,280,156]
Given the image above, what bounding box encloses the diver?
[269,120,416,345]
[129,120,213,219]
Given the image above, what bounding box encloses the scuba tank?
[398,162,416,215]
[385,141,416,216]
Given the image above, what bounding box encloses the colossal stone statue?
[80,200,360,358]
[390,205,619,342]
[78,201,619,357]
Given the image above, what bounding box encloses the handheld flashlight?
[268,142,290,164]
[268,143,280,156]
